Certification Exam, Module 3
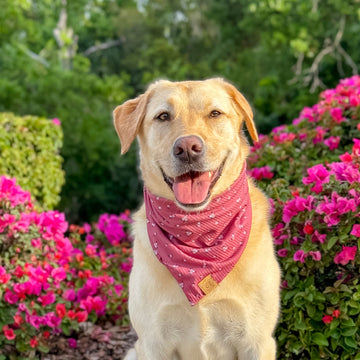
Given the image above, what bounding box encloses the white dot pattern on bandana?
[144,165,252,305]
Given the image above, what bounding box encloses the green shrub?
[0,112,64,209]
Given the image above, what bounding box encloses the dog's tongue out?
[173,172,211,204]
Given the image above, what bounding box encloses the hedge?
[0,113,64,209]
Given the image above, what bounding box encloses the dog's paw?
[124,348,137,360]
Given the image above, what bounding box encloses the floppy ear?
[224,82,258,143]
[113,94,148,154]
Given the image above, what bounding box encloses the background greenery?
[1,0,359,222]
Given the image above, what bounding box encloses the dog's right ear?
[113,94,148,154]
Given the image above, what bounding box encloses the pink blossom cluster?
[247,165,274,181]
[0,176,132,350]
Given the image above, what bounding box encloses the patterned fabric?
[144,166,252,305]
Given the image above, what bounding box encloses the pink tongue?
[173,172,211,204]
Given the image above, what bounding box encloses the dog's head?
[113,78,258,211]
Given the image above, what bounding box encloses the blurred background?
[1,0,359,223]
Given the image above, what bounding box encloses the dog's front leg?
[124,339,179,360]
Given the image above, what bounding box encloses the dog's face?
[113,79,258,211]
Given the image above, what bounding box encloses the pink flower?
[121,258,133,273]
[31,237,42,249]
[293,250,307,263]
[0,266,11,284]
[350,224,360,237]
[4,291,19,304]
[68,338,77,348]
[85,244,97,257]
[334,246,357,265]
[52,118,61,126]
[309,251,321,261]
[63,289,76,302]
[339,152,352,162]
[43,312,62,328]
[329,162,360,184]
[38,291,56,306]
[311,231,326,243]
[330,107,345,123]
[299,106,316,122]
[0,176,32,207]
[313,126,328,144]
[316,192,357,226]
[277,249,288,257]
[3,325,16,340]
[55,303,67,318]
[28,315,42,329]
[248,166,274,181]
[324,136,340,150]
[51,267,67,282]
[0,214,16,232]
[282,196,315,223]
[322,315,333,324]
[30,337,38,348]
[97,214,126,245]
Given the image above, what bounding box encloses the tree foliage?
[0,0,359,221]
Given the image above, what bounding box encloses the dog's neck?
[143,166,252,305]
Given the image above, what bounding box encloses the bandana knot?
[144,166,252,305]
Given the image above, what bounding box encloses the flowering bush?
[0,176,132,357]
[249,75,360,359]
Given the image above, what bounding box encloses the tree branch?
[18,46,49,68]
[83,39,124,57]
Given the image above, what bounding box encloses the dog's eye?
[156,112,170,121]
[209,110,222,118]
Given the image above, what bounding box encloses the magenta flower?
[309,251,321,261]
[329,162,360,184]
[282,196,315,223]
[4,291,19,304]
[334,246,357,265]
[43,312,62,328]
[63,289,77,302]
[293,250,307,263]
[330,107,345,124]
[52,118,61,126]
[51,267,67,282]
[28,315,43,329]
[303,164,330,193]
[324,136,340,150]
[248,166,274,181]
[0,266,11,284]
[313,126,328,144]
[38,291,56,306]
[0,176,32,207]
[68,338,77,348]
[277,249,288,257]
[311,230,326,243]
[350,224,360,237]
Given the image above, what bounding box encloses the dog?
[113,78,281,360]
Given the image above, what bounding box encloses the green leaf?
[312,332,329,346]
[344,336,358,349]
[342,327,357,336]
[327,236,338,250]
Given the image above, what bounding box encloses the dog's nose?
[173,135,204,163]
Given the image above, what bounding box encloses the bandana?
[144,166,252,305]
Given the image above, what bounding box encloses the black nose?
[173,135,204,163]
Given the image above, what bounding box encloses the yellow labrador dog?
[113,79,280,360]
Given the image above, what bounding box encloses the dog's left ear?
[224,82,259,143]
[113,93,149,154]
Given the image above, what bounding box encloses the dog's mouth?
[161,160,226,208]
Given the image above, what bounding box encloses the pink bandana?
[144,166,252,305]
